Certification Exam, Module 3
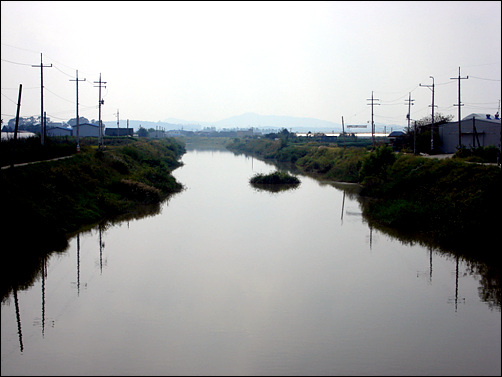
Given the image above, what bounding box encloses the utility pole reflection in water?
[99,225,103,274]
[77,233,80,296]
[417,247,433,284]
[448,255,465,312]
[98,224,106,274]
[340,191,345,225]
[41,256,46,337]
[14,288,24,352]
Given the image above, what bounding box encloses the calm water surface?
[1,148,500,376]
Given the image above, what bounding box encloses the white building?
[438,113,501,153]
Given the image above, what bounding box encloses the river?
[1,148,500,376]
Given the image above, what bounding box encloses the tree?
[68,116,90,126]
[402,113,454,154]
[414,113,453,128]
[359,145,396,182]
[137,127,149,137]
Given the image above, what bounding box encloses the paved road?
[1,155,74,170]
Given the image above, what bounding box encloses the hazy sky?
[1,1,501,128]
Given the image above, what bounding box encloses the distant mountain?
[213,112,342,132]
[163,117,207,127]
[104,113,404,133]
[103,120,185,131]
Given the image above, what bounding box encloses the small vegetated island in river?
[228,132,501,267]
[250,171,300,193]
[250,171,300,185]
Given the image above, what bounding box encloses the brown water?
[1,148,500,375]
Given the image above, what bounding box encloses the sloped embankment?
[1,138,186,250]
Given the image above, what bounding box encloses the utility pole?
[341,116,346,148]
[13,84,22,143]
[420,76,436,152]
[367,91,380,149]
[413,120,417,155]
[94,74,106,148]
[70,70,86,153]
[32,53,52,146]
[127,119,130,144]
[450,67,468,148]
[11,84,22,168]
[404,92,415,133]
[116,109,120,136]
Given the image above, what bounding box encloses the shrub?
[250,171,300,185]
[359,145,396,183]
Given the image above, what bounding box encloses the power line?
[1,58,32,66]
[1,92,18,105]
[52,65,75,78]
[469,75,501,81]
[44,87,75,103]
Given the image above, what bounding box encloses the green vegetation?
[1,136,78,167]
[2,138,185,248]
[228,137,369,182]
[178,135,234,149]
[250,171,300,185]
[360,151,501,254]
[228,137,502,262]
[2,137,186,299]
[453,145,500,163]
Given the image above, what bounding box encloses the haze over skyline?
[1,1,501,129]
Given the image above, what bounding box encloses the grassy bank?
[2,138,185,249]
[2,138,186,299]
[227,138,501,262]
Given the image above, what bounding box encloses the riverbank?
[226,137,502,264]
[2,138,186,299]
[1,138,185,252]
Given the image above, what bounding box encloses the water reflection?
[357,199,500,309]
[237,151,500,310]
[250,183,301,193]
[13,288,23,352]
[2,148,500,376]
[1,196,179,303]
